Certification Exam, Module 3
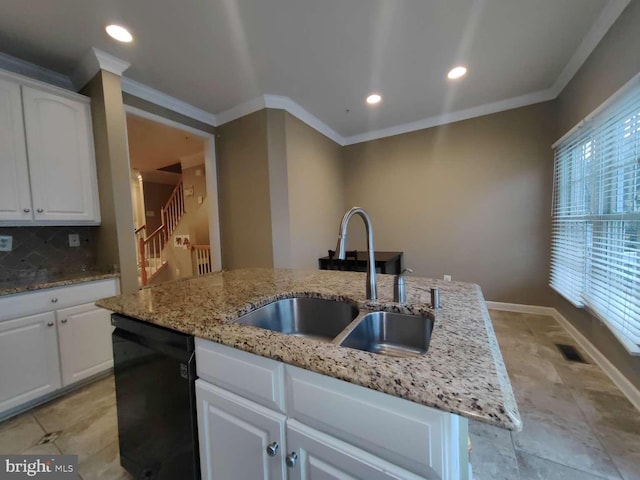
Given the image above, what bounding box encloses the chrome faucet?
[335,207,377,301]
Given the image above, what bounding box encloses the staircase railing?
[191,245,212,276]
[139,226,167,285]
[162,181,184,240]
[137,180,186,286]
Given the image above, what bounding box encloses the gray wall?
[284,112,345,270]
[343,102,556,305]
[83,71,138,294]
[216,110,275,269]
[554,0,640,390]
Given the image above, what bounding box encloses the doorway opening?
[126,109,221,286]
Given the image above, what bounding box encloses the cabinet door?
[286,420,424,480]
[0,312,61,413]
[21,86,99,223]
[56,303,114,386]
[0,76,32,221]
[196,380,286,480]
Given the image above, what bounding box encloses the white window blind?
[552,76,640,354]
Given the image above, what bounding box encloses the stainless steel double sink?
[235,297,434,358]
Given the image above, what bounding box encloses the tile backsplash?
[0,226,98,282]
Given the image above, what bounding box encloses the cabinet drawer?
[285,365,459,479]
[0,278,119,322]
[195,339,285,413]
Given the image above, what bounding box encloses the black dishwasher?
[111,314,200,480]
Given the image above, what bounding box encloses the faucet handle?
[394,268,413,303]
[400,268,413,276]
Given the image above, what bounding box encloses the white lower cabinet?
[0,312,61,412]
[286,420,423,480]
[0,278,119,417]
[57,303,114,386]
[196,380,286,480]
[195,339,469,480]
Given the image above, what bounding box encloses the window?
[551,76,640,354]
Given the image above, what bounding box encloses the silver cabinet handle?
[47,322,54,327]
[36,208,43,213]
[61,319,68,324]
[286,452,298,468]
[51,298,58,303]
[266,442,279,457]
[23,208,30,213]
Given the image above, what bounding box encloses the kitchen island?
[98,268,521,479]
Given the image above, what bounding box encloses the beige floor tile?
[0,413,45,454]
[594,427,640,480]
[554,362,622,395]
[54,403,119,463]
[33,376,116,433]
[571,389,640,435]
[516,450,614,480]
[79,440,133,480]
[512,382,621,479]
[22,442,63,455]
[501,349,563,385]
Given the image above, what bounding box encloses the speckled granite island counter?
[97,268,521,432]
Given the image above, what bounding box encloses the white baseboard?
[486,301,640,412]
[484,301,555,316]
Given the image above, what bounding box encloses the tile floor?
[0,310,638,479]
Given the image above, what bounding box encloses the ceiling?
[0,0,630,142]
[127,114,205,172]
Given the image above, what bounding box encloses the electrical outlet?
[175,268,180,276]
[197,195,203,205]
[443,274,452,282]
[68,234,80,247]
[0,235,13,252]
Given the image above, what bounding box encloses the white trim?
[121,77,217,127]
[343,89,556,145]
[263,94,345,145]
[72,48,131,90]
[0,68,89,102]
[0,52,74,90]
[552,70,640,147]
[215,94,346,145]
[215,96,267,126]
[123,104,222,271]
[550,0,632,97]
[486,301,640,412]
[484,301,556,316]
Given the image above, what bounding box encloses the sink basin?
[235,297,359,342]
[338,311,434,357]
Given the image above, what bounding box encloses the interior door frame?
[123,105,222,272]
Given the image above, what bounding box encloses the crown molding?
[215,96,267,126]
[0,52,74,90]
[343,89,556,145]
[72,47,130,90]
[550,0,631,97]
[263,95,345,145]
[121,77,217,127]
[215,94,345,145]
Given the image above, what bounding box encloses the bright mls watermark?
[0,455,77,479]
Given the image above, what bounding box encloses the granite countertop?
[0,269,120,296]
[96,268,522,431]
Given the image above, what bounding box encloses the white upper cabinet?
[0,77,31,221]
[0,71,100,225]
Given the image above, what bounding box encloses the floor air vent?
[555,343,587,363]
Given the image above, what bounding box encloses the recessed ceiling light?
[106,24,133,43]
[447,66,467,80]
[366,94,382,105]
